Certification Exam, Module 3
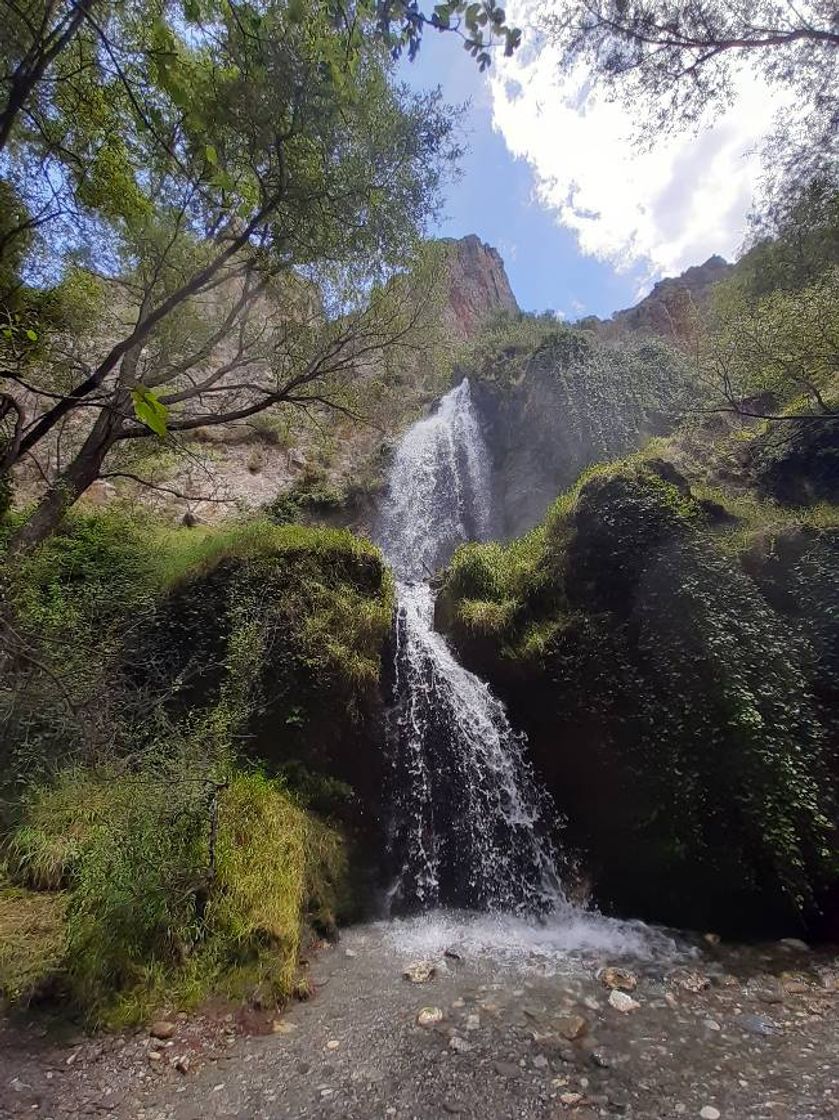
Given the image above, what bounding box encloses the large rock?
[440,235,519,339]
[439,461,836,936]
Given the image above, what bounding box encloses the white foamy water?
[377,910,686,972]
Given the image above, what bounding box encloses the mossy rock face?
[465,329,689,538]
[131,532,393,910]
[441,462,838,936]
[749,418,839,506]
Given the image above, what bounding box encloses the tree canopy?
[544,1,838,188]
[0,0,490,547]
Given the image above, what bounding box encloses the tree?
[544,1,838,173]
[737,176,839,300]
[0,0,466,550]
[696,267,839,422]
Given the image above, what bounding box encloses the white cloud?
[489,2,791,282]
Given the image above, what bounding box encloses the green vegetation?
[0,506,392,1020]
[441,456,839,932]
[3,763,346,1024]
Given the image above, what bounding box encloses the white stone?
[608,990,640,1013]
[417,1007,444,1028]
[700,1108,721,1120]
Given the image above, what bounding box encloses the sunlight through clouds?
[489,2,792,284]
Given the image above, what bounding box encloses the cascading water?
[375,380,565,915]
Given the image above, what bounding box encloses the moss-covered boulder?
[439,460,838,936]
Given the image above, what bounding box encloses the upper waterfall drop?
[374,379,565,916]
[375,379,493,581]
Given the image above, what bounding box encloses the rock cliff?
[440,234,519,338]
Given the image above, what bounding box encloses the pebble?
[700,1108,721,1120]
[149,1021,176,1041]
[599,967,638,992]
[325,1040,340,1050]
[670,969,710,993]
[559,1091,583,1106]
[449,1036,472,1054]
[704,1019,721,1031]
[403,961,436,984]
[556,1014,588,1040]
[416,1007,444,1028]
[608,990,640,1013]
[779,938,809,952]
[532,1054,548,1069]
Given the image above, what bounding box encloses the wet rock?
[703,933,721,946]
[599,967,637,993]
[669,969,710,994]
[417,1007,444,1028]
[738,1013,780,1037]
[404,961,437,984]
[780,972,809,994]
[779,938,809,952]
[556,1014,588,1040]
[444,948,463,961]
[149,1021,176,1040]
[608,991,640,1013]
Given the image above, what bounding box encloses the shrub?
[5,762,348,1024]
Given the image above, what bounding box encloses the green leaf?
[204,144,218,166]
[25,328,38,341]
[131,385,169,439]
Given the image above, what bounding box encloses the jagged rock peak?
[610,255,733,342]
[440,234,519,339]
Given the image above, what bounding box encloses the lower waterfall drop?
[375,379,565,915]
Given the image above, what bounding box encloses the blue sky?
[402,35,646,320]
[400,13,783,320]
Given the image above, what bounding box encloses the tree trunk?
[8,389,127,553]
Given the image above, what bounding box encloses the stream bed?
[3,920,838,1120]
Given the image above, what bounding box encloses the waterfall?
[375,380,565,915]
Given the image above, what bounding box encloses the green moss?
[440,454,837,930]
[3,763,347,1025]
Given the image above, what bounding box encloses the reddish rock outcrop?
[440,234,519,339]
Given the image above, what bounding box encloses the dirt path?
[2,915,838,1120]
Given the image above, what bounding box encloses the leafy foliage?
[545,0,838,183]
[700,268,839,418]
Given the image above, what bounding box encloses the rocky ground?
[2,915,838,1120]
